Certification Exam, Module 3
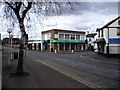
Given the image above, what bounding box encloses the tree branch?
[16,2,22,11]
[22,2,32,20]
[5,2,15,11]
[5,2,21,21]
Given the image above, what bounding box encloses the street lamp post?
[10,34,13,60]
[7,28,12,66]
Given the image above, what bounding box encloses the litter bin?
[14,52,18,59]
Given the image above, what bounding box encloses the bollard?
[72,50,74,53]
[55,49,57,53]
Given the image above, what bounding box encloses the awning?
[93,38,106,43]
[50,40,85,43]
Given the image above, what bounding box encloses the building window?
[89,38,91,41]
[76,35,80,40]
[70,34,75,40]
[80,34,85,40]
[59,34,64,40]
[42,34,45,40]
[65,34,69,40]
[47,33,51,39]
[117,28,120,35]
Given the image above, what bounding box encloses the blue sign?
[109,38,120,44]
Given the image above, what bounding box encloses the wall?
[103,24,120,54]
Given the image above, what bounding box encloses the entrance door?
[71,43,75,50]
[65,43,69,50]
[59,43,64,50]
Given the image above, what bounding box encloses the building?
[41,29,86,52]
[2,38,20,47]
[94,16,120,55]
[86,32,97,51]
[0,33,1,45]
[27,40,41,50]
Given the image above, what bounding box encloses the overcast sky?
[0,1,119,40]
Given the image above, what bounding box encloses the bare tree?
[2,0,78,74]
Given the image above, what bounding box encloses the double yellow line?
[35,60,103,90]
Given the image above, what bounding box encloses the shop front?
[50,40,85,52]
[94,38,106,54]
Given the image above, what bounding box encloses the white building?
[86,33,97,51]
[95,16,120,55]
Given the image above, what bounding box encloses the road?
[3,47,119,89]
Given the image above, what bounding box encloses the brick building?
[2,38,20,47]
[41,29,86,52]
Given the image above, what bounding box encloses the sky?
[0,0,119,40]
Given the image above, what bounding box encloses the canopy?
[93,38,106,43]
[50,40,85,43]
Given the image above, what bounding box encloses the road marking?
[80,55,119,65]
[35,60,102,89]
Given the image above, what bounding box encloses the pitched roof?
[97,16,120,31]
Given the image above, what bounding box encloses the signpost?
[7,28,12,66]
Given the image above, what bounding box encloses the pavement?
[0,45,2,90]
[2,47,39,89]
[2,47,119,89]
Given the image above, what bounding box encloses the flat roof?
[42,29,85,34]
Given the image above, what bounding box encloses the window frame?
[76,35,80,40]
[59,34,64,40]
[117,28,120,35]
[70,34,75,40]
[65,34,70,40]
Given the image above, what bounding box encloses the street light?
[7,28,12,66]
[10,34,13,60]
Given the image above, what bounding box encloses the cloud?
[0,2,119,40]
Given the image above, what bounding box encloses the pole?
[8,33,10,66]
[10,35,12,60]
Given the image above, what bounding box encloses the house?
[41,29,86,52]
[94,16,120,55]
[86,32,97,51]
